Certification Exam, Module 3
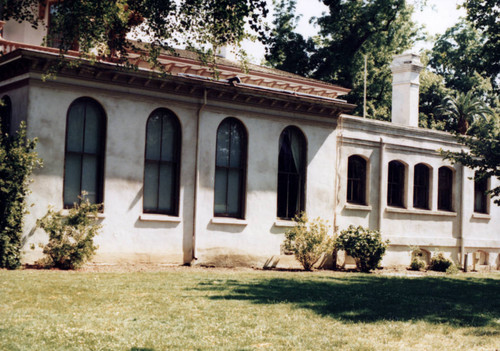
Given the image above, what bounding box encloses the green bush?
[37,195,102,270]
[429,253,453,272]
[0,122,42,269]
[410,257,426,271]
[445,264,459,275]
[283,213,335,271]
[336,225,389,273]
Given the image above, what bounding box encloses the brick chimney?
[390,53,424,127]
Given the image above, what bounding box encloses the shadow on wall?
[192,275,500,329]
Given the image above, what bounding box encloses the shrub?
[283,213,335,271]
[446,264,459,275]
[410,257,426,271]
[429,252,453,272]
[336,225,389,273]
[37,195,102,269]
[0,123,42,269]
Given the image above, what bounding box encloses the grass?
[1,269,499,350]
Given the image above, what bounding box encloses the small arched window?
[144,108,181,215]
[214,118,247,218]
[347,155,367,205]
[413,163,430,210]
[0,95,12,136]
[474,172,489,214]
[63,97,106,207]
[277,126,306,219]
[438,167,453,211]
[388,160,405,207]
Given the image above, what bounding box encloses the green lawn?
[1,269,499,350]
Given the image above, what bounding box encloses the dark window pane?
[277,126,306,219]
[413,164,429,209]
[214,118,247,218]
[63,98,106,208]
[347,156,366,205]
[474,173,488,213]
[438,167,453,211]
[143,109,181,215]
[64,154,82,207]
[388,161,405,207]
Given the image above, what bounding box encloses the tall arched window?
[0,95,12,136]
[438,166,453,211]
[413,163,430,209]
[347,155,367,205]
[474,172,489,214]
[63,97,106,207]
[214,117,247,218]
[144,108,181,215]
[388,160,405,207]
[277,126,306,219]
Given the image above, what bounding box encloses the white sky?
[242,0,466,64]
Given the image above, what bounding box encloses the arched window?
[144,108,181,215]
[474,172,489,214]
[277,126,306,219]
[214,118,247,218]
[347,155,367,205]
[413,163,430,209]
[438,167,453,211]
[63,97,106,207]
[387,160,405,207]
[0,95,12,136]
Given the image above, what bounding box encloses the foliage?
[463,0,499,92]
[1,0,269,70]
[283,213,335,271]
[336,225,389,273]
[265,0,420,121]
[437,91,495,134]
[0,122,41,269]
[37,195,102,270]
[446,264,460,275]
[410,257,426,271]
[264,0,316,77]
[428,252,453,272]
[442,112,500,205]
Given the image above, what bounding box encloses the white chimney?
[216,45,238,62]
[390,53,424,127]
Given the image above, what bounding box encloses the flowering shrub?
[429,252,453,272]
[283,213,335,271]
[336,225,389,272]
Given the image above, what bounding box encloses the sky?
[242,0,466,64]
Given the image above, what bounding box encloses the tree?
[0,0,269,69]
[438,91,495,135]
[264,0,316,77]
[463,0,499,92]
[265,0,420,120]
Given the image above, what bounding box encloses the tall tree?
[265,0,419,120]
[0,0,269,68]
[463,0,499,91]
[264,0,316,77]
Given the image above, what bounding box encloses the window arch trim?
[387,160,406,208]
[413,163,431,210]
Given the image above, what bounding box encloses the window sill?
[344,203,372,211]
[472,212,491,220]
[139,214,181,223]
[211,217,248,226]
[61,209,106,219]
[274,220,296,228]
[386,207,457,217]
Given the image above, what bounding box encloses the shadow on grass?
[195,275,500,328]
